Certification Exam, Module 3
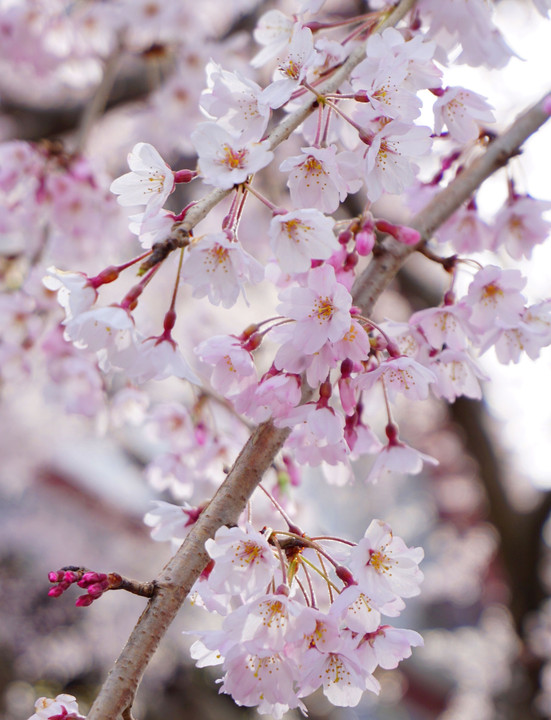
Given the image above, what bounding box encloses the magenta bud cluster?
[48,568,110,607]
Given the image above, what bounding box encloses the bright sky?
[447,1,551,491]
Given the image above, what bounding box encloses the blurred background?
[1,1,551,719]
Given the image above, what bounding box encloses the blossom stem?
[243,182,282,213]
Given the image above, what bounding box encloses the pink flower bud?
[75,595,94,607]
[48,586,65,597]
[355,229,375,256]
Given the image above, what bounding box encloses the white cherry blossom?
[268,208,338,273]
[181,232,264,308]
[433,87,495,143]
[110,142,175,219]
[191,123,274,189]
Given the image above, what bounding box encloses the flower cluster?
[188,519,423,717]
[48,568,112,607]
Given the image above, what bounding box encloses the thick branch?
[352,92,551,313]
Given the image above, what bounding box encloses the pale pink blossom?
[363,120,432,202]
[418,0,514,69]
[356,356,436,402]
[43,266,97,321]
[261,26,318,109]
[435,203,493,253]
[110,142,175,219]
[493,195,551,260]
[191,123,273,189]
[128,208,175,249]
[357,625,423,670]
[276,264,352,354]
[283,403,348,467]
[366,436,438,484]
[252,10,295,68]
[181,232,264,308]
[236,371,301,423]
[63,305,135,353]
[352,60,421,121]
[466,265,527,331]
[428,348,487,401]
[113,335,200,384]
[433,87,495,143]
[329,585,382,634]
[195,334,257,394]
[268,208,338,273]
[201,61,270,142]
[205,525,279,600]
[348,519,424,603]
[360,27,440,92]
[144,500,200,543]
[280,144,362,213]
[480,302,551,363]
[28,694,85,720]
[221,646,303,718]
[298,632,380,706]
[410,303,472,351]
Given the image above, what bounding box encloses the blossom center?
[220,144,248,170]
[311,296,335,323]
[236,540,263,565]
[369,549,391,574]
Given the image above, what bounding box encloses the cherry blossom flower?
[329,584,382,634]
[357,625,423,670]
[410,303,472,351]
[144,500,200,543]
[348,519,424,603]
[480,302,551,363]
[221,646,304,718]
[195,334,257,394]
[191,123,273,189]
[366,434,438,484]
[276,264,353,354]
[352,59,421,121]
[363,120,432,202]
[200,61,270,142]
[357,355,436,402]
[427,348,487,401]
[298,632,380,706]
[435,202,493,253]
[433,86,495,143]
[128,208,175,249]
[465,265,527,331]
[493,195,551,260]
[43,266,97,321]
[181,232,264,308]
[261,26,318,109]
[110,142,175,219]
[205,525,279,600]
[283,403,348,467]
[63,305,135,354]
[280,144,362,213]
[28,695,85,720]
[269,208,338,273]
[112,335,200,384]
[235,371,301,424]
[252,10,295,68]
